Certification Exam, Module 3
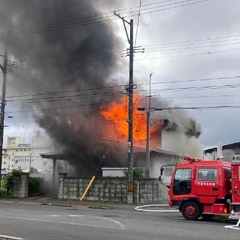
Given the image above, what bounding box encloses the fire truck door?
[195,168,218,196]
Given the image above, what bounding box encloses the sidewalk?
[0,195,170,212]
[0,195,138,211]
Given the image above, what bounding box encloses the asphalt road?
[0,202,239,240]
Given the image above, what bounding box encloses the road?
[0,201,239,240]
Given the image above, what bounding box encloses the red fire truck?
[159,156,240,221]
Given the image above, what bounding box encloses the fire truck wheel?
[181,201,201,220]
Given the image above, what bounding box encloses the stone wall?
[12,173,29,198]
[58,174,169,204]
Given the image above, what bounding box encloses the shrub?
[29,167,39,174]
[123,168,145,178]
[0,189,13,198]
[4,169,23,194]
[28,178,41,195]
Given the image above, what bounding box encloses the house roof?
[204,141,240,153]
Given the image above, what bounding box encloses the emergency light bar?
[184,156,201,162]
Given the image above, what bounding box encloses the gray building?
[204,141,240,162]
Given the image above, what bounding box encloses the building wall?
[14,154,53,172]
[102,168,126,177]
[7,137,25,148]
[150,153,182,179]
[205,148,240,162]
[101,152,183,179]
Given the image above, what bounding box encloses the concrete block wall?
[58,174,168,204]
[12,174,29,198]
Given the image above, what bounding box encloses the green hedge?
[28,178,41,195]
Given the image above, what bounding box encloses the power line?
[138,83,240,93]
[139,75,240,86]
[194,109,238,142]
[154,93,240,100]
[134,0,142,47]
[144,40,240,53]
[5,104,240,117]
[124,0,210,17]
[135,47,240,61]
[6,82,240,104]
[0,0,210,36]
[7,70,107,111]
[143,34,240,49]
[9,69,125,95]
[6,71,240,104]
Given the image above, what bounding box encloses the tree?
[29,167,39,174]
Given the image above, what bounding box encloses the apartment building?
[2,130,54,173]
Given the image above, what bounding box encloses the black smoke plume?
[0,0,128,176]
[0,1,202,176]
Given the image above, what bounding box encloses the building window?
[15,160,18,163]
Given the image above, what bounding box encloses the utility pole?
[0,49,7,189]
[137,74,162,178]
[145,73,153,178]
[114,11,134,204]
[0,0,14,191]
[29,152,35,172]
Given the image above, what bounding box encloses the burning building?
[0,1,203,177]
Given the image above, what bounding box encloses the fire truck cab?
[165,157,233,220]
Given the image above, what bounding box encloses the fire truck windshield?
[173,168,191,195]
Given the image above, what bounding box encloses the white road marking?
[0,215,125,230]
[0,235,23,239]
[95,216,125,230]
[45,215,61,217]
[68,215,83,217]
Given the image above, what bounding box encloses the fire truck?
[159,156,240,222]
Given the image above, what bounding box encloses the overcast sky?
[0,0,240,150]
[120,0,240,149]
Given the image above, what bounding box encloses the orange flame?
[100,93,153,142]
